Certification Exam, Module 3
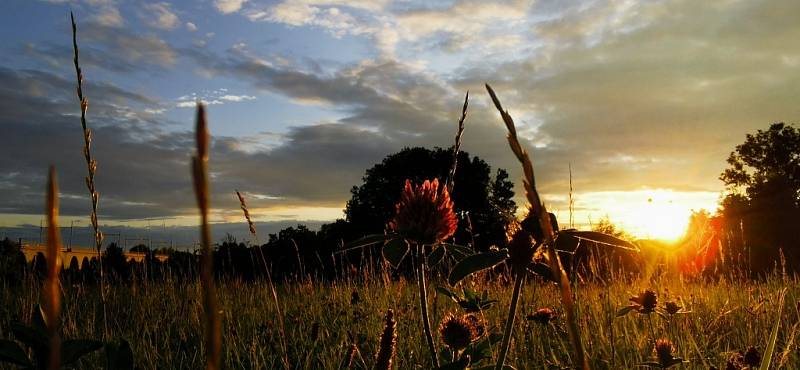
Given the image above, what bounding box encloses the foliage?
[345,147,516,251]
[718,123,800,273]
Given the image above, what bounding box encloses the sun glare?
[576,189,719,242]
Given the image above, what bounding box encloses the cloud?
[93,4,123,27]
[143,2,179,30]
[214,0,248,14]
[174,90,256,108]
[186,22,198,31]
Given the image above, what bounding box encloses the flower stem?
[496,273,524,370]
[416,244,439,368]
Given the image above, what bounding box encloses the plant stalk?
[495,273,524,370]
[416,243,439,368]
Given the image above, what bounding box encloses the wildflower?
[508,229,535,274]
[438,313,483,351]
[527,307,558,325]
[725,352,744,370]
[630,290,658,314]
[743,347,760,367]
[653,338,683,368]
[664,301,681,315]
[389,179,457,245]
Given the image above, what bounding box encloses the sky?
[1,0,799,244]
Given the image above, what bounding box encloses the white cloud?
[214,0,248,14]
[93,4,124,27]
[186,21,198,31]
[143,2,179,30]
[220,94,256,102]
[175,90,256,108]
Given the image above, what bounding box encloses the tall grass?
[44,166,62,370]
[191,104,221,370]
[1,270,796,368]
[486,83,589,370]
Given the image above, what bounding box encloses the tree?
[721,122,800,202]
[344,147,516,251]
[719,123,800,272]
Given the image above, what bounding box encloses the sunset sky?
[2,0,799,242]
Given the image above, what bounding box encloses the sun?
[577,189,719,243]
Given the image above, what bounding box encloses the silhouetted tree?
[0,238,26,283]
[345,147,516,251]
[103,243,130,281]
[719,123,800,272]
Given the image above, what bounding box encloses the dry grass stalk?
[70,12,103,266]
[70,13,108,338]
[373,310,397,370]
[445,91,469,194]
[338,344,357,370]
[191,104,222,370]
[44,166,62,370]
[235,191,290,370]
[485,83,590,370]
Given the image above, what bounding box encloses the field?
[1,270,797,369]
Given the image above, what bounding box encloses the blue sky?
[2,0,799,242]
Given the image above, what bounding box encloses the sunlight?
[575,189,719,242]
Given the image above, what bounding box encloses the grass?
[0,271,796,369]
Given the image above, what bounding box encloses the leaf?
[559,230,639,252]
[61,339,103,365]
[339,234,392,252]
[527,262,553,281]
[10,322,47,351]
[441,243,474,262]
[437,355,470,370]
[382,238,409,268]
[427,245,446,266]
[435,286,459,302]
[106,339,134,370]
[32,305,47,333]
[760,288,787,370]
[0,339,32,367]
[448,250,508,286]
[616,305,636,317]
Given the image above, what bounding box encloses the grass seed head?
[373,309,397,370]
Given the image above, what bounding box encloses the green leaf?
[616,305,636,317]
[0,339,32,367]
[760,288,787,370]
[382,238,409,268]
[106,339,134,370]
[435,286,459,302]
[61,339,103,365]
[448,250,508,286]
[339,234,392,252]
[427,245,446,266]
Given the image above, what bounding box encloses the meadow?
[2,12,800,370]
[1,269,797,369]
